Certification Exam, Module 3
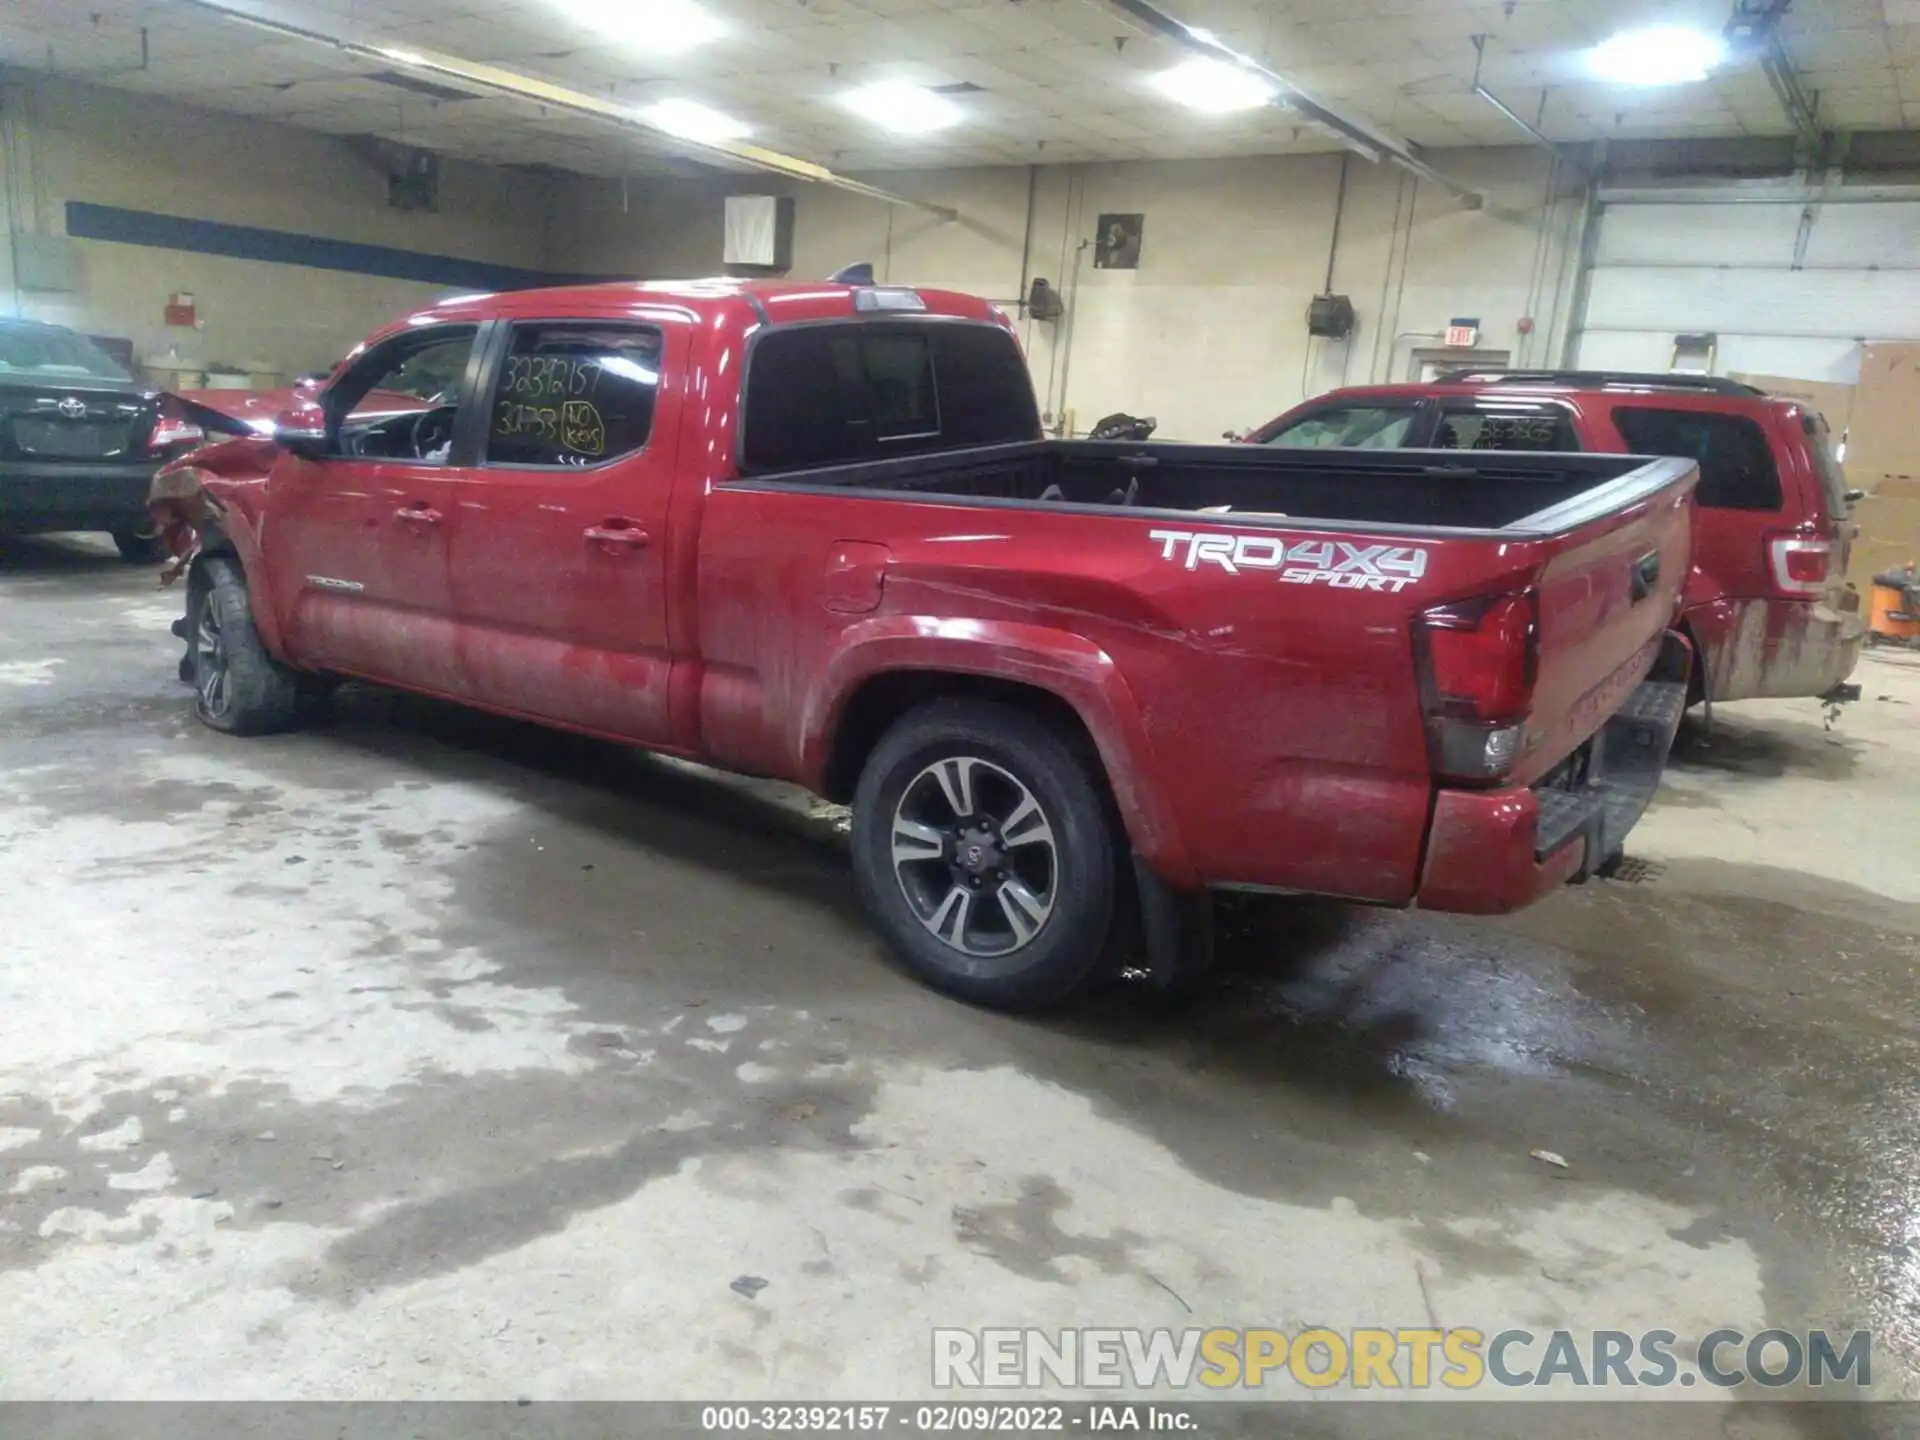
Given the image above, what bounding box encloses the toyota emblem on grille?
[56,397,88,418]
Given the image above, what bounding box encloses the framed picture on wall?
[1094,214,1144,270]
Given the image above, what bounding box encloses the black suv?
[0,318,180,562]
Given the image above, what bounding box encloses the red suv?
[1249,371,1864,707]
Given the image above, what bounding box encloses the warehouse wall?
[550,147,1589,441]
[0,65,1592,432]
[0,71,555,380]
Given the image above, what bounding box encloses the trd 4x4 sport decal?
[1148,529,1430,593]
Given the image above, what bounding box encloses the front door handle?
[584,521,651,548]
[394,503,442,527]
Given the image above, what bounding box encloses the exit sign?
[1444,319,1480,347]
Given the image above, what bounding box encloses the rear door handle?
[394,503,442,527]
[584,521,651,548]
[1631,550,1661,601]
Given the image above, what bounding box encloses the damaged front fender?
[144,404,281,587]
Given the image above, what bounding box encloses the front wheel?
[189,557,315,735]
[851,698,1117,1010]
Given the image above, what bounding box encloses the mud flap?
[1131,853,1214,994]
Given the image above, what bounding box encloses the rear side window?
[741,322,1037,473]
[1264,405,1417,449]
[1613,407,1783,510]
[1803,412,1851,515]
[1433,405,1579,452]
[486,323,662,467]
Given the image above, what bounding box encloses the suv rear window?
[1613,408,1783,511]
[741,322,1038,473]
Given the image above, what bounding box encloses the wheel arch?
[803,620,1198,888]
[185,516,290,662]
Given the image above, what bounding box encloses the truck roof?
[404,278,1004,330]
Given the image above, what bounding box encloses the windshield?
[0,322,133,382]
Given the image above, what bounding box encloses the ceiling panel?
[1,0,1915,180]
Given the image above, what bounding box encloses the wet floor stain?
[4,533,1918,1401]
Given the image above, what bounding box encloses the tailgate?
[1514,457,1696,786]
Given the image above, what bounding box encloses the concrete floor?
[3,531,1920,1409]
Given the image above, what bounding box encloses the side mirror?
[275,401,328,457]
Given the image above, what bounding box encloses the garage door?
[1572,197,1920,382]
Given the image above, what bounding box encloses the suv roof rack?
[1436,369,1763,397]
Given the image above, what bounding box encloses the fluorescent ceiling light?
[1149,57,1277,114]
[838,81,963,135]
[1588,24,1725,85]
[549,0,723,54]
[640,98,750,143]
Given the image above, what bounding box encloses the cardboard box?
[1845,471,1920,591]
[1844,343,1920,486]
[1728,372,1855,438]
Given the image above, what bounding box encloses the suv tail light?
[1767,534,1832,595]
[1412,590,1538,784]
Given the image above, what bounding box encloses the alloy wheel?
[194,600,232,721]
[890,755,1058,957]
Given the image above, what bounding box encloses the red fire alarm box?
[164,293,197,327]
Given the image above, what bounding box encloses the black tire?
[851,697,1117,1010]
[111,526,167,564]
[188,557,311,735]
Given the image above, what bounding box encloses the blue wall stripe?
[65,201,599,293]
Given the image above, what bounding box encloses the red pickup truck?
[1249,372,1864,708]
[154,281,1697,1010]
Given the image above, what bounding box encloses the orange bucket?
[1870,574,1920,641]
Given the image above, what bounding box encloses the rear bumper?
[1690,592,1865,704]
[1414,676,1688,915]
[0,461,158,532]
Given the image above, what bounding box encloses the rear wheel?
[111,525,166,564]
[851,698,1116,1010]
[189,557,314,735]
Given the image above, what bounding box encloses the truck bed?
[710,434,1696,908]
[734,440,1692,536]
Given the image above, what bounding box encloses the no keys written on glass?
[492,354,613,459]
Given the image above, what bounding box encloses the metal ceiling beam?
[177,0,958,220]
[1725,1,1822,153]
[1598,181,1920,204]
[1096,0,1484,208]
[1467,35,1584,175]
[1760,35,1822,153]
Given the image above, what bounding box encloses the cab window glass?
[486,324,663,467]
[325,325,477,463]
[741,322,1035,473]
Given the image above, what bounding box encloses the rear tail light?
[147,415,205,455]
[1412,590,1538,784]
[1767,534,1832,594]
